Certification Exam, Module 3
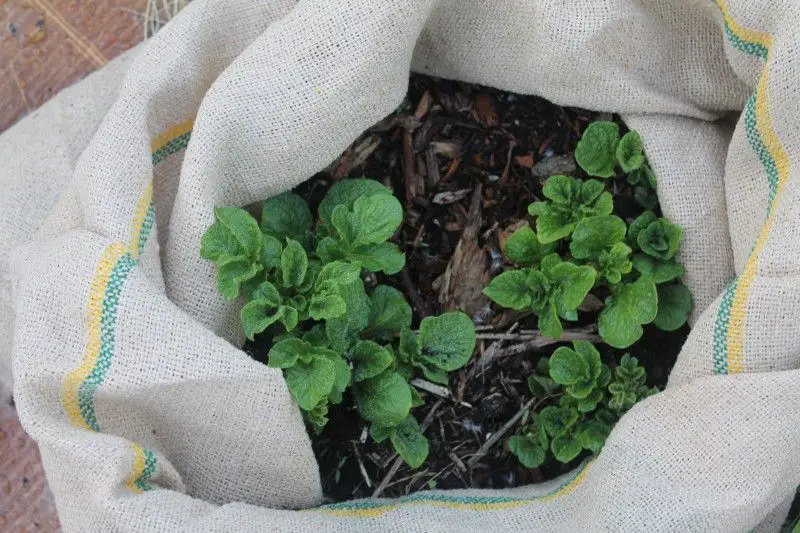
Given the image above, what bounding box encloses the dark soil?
[245,74,689,502]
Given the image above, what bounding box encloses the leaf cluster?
[201,179,477,468]
[509,342,656,468]
[484,121,693,349]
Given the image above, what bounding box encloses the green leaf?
[368,285,412,340]
[350,194,404,247]
[541,174,581,203]
[527,375,558,399]
[551,433,583,463]
[638,219,683,261]
[346,242,406,274]
[598,242,633,285]
[371,424,391,443]
[537,301,563,339]
[483,270,531,311]
[503,225,557,266]
[214,207,262,259]
[616,131,645,172]
[549,346,590,385]
[277,305,299,331]
[598,275,658,348]
[569,215,627,259]
[201,222,243,261]
[627,164,656,188]
[216,255,261,299]
[251,280,281,306]
[539,405,578,437]
[398,327,421,363]
[634,185,659,210]
[579,420,611,453]
[261,192,312,242]
[267,338,306,369]
[285,357,337,411]
[573,341,602,380]
[241,301,281,340]
[315,260,361,288]
[419,363,449,385]
[653,283,693,331]
[631,254,684,284]
[532,207,576,243]
[576,389,604,412]
[628,211,658,248]
[259,234,283,270]
[575,121,620,178]
[309,281,347,320]
[329,352,352,395]
[389,416,429,469]
[325,278,371,352]
[354,371,412,426]
[350,340,394,382]
[549,262,597,316]
[418,312,477,371]
[410,387,425,408]
[318,179,391,225]
[280,238,309,287]
[508,435,546,469]
[525,268,551,312]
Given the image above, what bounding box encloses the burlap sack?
[2,0,799,530]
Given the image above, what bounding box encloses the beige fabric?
[2,0,799,530]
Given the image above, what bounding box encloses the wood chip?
[473,94,499,127]
[432,189,472,205]
[514,153,535,168]
[435,185,490,317]
[410,378,451,399]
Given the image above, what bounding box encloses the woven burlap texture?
[1,0,799,531]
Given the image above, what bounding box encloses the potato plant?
[484,121,693,467]
[201,179,476,468]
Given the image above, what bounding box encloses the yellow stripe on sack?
[319,461,591,518]
[715,3,791,374]
[129,181,154,260]
[714,0,772,48]
[63,242,128,430]
[125,443,148,493]
[150,118,195,153]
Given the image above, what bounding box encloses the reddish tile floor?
[1,0,146,132]
[1,2,146,530]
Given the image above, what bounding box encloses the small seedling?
[202,179,477,468]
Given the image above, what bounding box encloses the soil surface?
[246,73,689,502]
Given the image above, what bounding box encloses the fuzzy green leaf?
[551,433,583,463]
[350,340,394,382]
[261,192,312,242]
[575,121,620,178]
[528,375,558,399]
[309,281,347,320]
[570,215,627,260]
[325,278,371,352]
[654,283,693,331]
[318,179,391,225]
[332,194,403,248]
[276,305,299,331]
[214,207,262,259]
[574,341,602,380]
[216,255,261,300]
[355,371,412,426]
[628,211,658,248]
[267,338,306,369]
[598,242,633,285]
[241,300,281,340]
[418,312,477,371]
[285,357,337,411]
[638,219,683,261]
[631,254,684,284]
[598,275,658,348]
[539,405,578,437]
[281,238,308,287]
[483,270,532,311]
[259,234,283,270]
[576,389,604,412]
[346,242,406,274]
[368,285,412,340]
[201,222,243,261]
[503,225,557,266]
[371,424,391,443]
[579,420,611,453]
[315,260,361,288]
[398,327,421,364]
[616,131,645,172]
[549,262,597,317]
[549,346,591,385]
[508,435,546,469]
[390,416,429,468]
[531,206,576,243]
[537,301,563,339]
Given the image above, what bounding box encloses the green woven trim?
[151,131,191,165]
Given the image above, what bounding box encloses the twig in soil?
[466,396,538,468]
[410,378,473,408]
[399,267,429,318]
[372,399,444,498]
[501,140,517,181]
[495,325,600,360]
[352,443,372,489]
[448,452,468,473]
